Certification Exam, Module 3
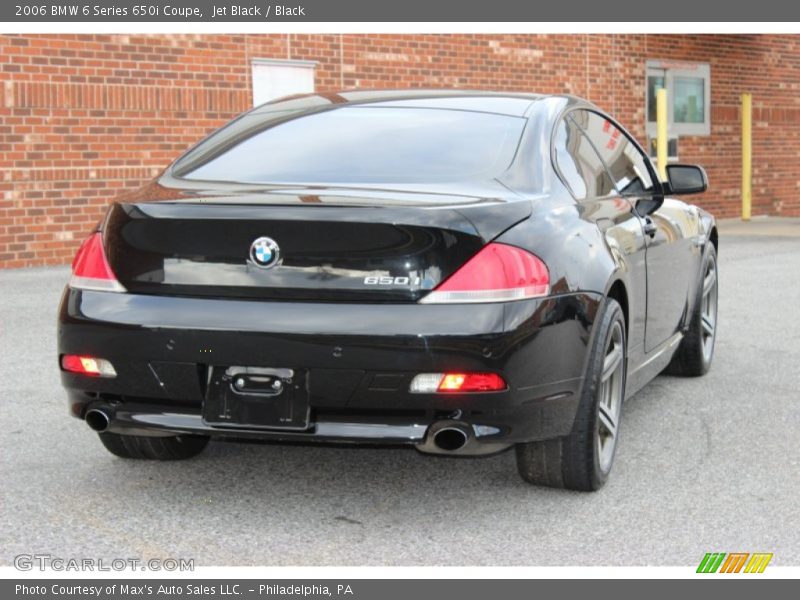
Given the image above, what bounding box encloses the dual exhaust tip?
[84,408,111,432]
[423,421,510,456]
[431,426,469,451]
[422,420,472,454]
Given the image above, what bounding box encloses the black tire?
[664,244,718,377]
[97,432,209,460]
[516,298,626,491]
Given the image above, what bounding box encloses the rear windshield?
[174,106,526,184]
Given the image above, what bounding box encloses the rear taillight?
[69,232,125,293]
[60,354,117,378]
[409,372,507,393]
[419,242,549,304]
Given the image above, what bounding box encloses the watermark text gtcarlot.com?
[14,554,194,571]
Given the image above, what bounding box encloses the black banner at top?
[3,0,800,22]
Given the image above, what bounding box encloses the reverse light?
[69,232,125,293]
[420,242,549,304]
[61,354,117,378]
[409,372,507,394]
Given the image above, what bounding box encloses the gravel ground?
[0,233,798,566]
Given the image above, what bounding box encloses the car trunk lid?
[103,184,531,303]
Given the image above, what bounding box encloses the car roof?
[251,89,565,118]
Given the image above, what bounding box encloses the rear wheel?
[664,245,718,377]
[98,432,209,460]
[516,298,626,491]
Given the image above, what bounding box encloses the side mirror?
[665,164,708,195]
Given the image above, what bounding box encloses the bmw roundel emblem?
[249,237,281,269]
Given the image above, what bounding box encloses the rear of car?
[58,93,603,470]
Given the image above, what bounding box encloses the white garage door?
[251,58,316,106]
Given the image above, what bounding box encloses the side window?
[572,110,656,197]
[553,116,615,200]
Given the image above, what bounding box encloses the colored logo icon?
[697,552,773,573]
[249,237,281,269]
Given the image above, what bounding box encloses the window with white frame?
[646,60,711,137]
[251,58,316,106]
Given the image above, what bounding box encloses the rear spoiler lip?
[111,195,532,243]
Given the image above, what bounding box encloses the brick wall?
[1,34,799,268]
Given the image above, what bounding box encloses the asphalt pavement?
[1,224,798,566]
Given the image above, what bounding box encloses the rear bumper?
[58,288,603,451]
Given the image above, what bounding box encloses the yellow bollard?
[742,93,752,221]
[656,88,668,181]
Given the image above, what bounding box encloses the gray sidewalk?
[718,216,800,237]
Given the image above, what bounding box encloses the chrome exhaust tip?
[85,408,111,432]
[432,426,469,451]
[417,420,510,456]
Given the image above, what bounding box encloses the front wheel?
[98,432,209,460]
[516,298,627,491]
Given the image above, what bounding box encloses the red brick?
[1,33,798,268]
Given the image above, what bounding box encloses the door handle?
[644,217,657,238]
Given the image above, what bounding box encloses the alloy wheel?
[700,255,718,363]
[596,320,624,474]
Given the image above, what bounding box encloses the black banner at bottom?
[2,579,791,600]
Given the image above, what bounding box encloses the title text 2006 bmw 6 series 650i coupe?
[58,90,718,490]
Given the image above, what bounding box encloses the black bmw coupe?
[58,90,718,490]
